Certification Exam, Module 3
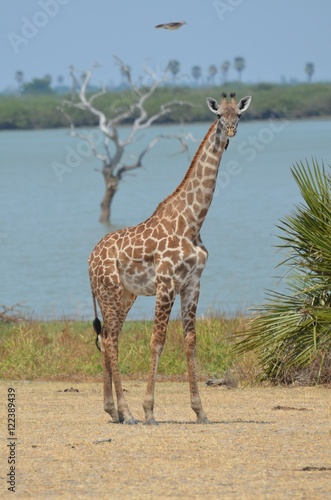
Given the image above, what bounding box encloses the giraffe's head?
[206,92,252,139]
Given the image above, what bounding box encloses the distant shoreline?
[1,82,331,130]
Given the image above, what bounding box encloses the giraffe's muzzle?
[225,126,236,137]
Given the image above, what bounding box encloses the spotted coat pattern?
[88,93,252,424]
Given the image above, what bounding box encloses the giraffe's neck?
[157,121,227,236]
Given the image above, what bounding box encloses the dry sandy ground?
[1,380,330,499]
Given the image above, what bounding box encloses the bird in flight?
[155,20,187,30]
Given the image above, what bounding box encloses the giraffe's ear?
[206,97,219,114]
[237,96,252,113]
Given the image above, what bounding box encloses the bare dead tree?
[60,58,195,224]
[0,303,26,322]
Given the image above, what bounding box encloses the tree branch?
[0,303,26,322]
[77,67,114,140]
[58,101,110,165]
[62,60,195,164]
[116,133,195,179]
[60,58,197,223]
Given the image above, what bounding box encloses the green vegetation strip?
[0,316,256,381]
[1,83,331,130]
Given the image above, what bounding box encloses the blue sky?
[2,0,331,91]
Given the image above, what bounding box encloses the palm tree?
[191,65,202,86]
[207,64,217,85]
[233,57,246,82]
[167,59,180,83]
[236,159,331,385]
[220,61,230,84]
[15,70,24,92]
[305,62,315,82]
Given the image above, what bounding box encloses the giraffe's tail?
[91,292,102,352]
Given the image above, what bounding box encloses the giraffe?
[88,92,252,425]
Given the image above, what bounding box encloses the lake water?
[1,119,330,320]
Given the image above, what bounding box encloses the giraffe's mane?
[150,120,218,216]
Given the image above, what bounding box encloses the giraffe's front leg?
[181,282,209,424]
[143,280,175,425]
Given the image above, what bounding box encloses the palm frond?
[236,159,331,384]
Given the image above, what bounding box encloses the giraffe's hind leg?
[101,337,120,422]
[93,316,119,422]
[98,286,137,424]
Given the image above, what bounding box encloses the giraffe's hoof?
[143,419,158,426]
[110,418,120,424]
[123,418,138,425]
[196,417,210,424]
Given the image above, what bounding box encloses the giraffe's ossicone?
[88,92,252,425]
